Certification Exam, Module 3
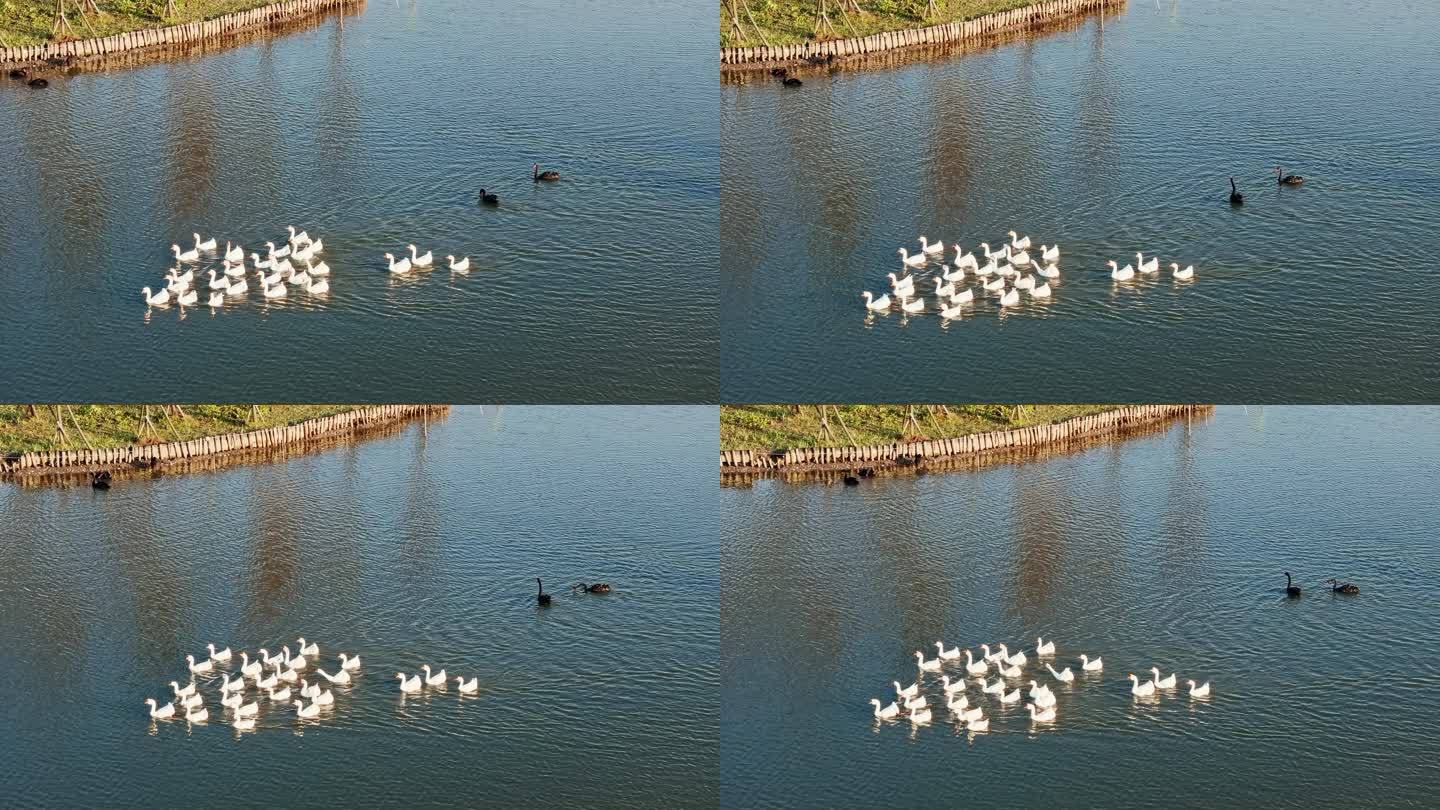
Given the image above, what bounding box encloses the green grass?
[721,0,1040,48]
[721,404,1118,450]
[0,405,357,453]
[0,0,275,47]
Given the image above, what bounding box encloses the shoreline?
[721,404,1210,473]
[0,0,362,70]
[0,404,447,484]
[720,0,1121,70]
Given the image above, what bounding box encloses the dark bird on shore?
[9,68,27,80]
[857,467,875,478]
[1324,578,1360,594]
[536,577,552,606]
[782,77,802,87]
[1275,166,1304,185]
[1284,572,1301,597]
[1229,177,1244,205]
[28,77,48,88]
[770,68,788,78]
[843,474,860,486]
[533,163,561,182]
[806,53,836,65]
[572,582,612,594]
[477,188,499,205]
[91,471,112,490]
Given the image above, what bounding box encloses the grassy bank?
[720,0,1040,48]
[0,0,272,47]
[721,404,1116,450]
[0,405,356,453]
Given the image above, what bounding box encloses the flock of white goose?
[869,636,1212,734]
[143,637,480,733]
[142,227,335,309]
[860,232,1197,319]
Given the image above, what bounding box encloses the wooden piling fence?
[720,0,1121,67]
[0,405,447,476]
[0,0,361,67]
[720,405,1210,471]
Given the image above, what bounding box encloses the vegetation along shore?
[0,1,280,47]
[0,405,355,453]
[721,404,1115,451]
[721,0,1046,48]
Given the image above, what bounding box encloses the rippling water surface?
[0,406,717,806]
[722,407,1440,807]
[721,0,1440,402]
[0,0,717,401]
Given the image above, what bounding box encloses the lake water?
[0,405,718,806]
[720,0,1440,402]
[722,406,1440,807]
[0,0,717,402]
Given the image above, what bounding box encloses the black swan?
[770,68,788,78]
[1324,578,1360,594]
[536,577,551,605]
[782,77,802,87]
[842,474,859,486]
[533,164,561,182]
[91,471,112,490]
[1284,572,1301,597]
[572,582,612,594]
[1275,166,1304,185]
[28,78,48,88]
[1229,177,1243,205]
[477,189,499,205]
[9,68,27,80]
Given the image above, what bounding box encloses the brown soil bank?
[1,404,447,484]
[0,0,362,69]
[721,404,1211,472]
[721,0,1121,68]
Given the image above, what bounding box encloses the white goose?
[258,267,284,287]
[1046,664,1074,682]
[994,263,1018,278]
[299,679,320,699]
[935,641,962,661]
[939,300,966,320]
[145,699,175,719]
[233,717,256,731]
[176,288,199,307]
[1171,262,1195,280]
[224,242,245,263]
[918,235,945,255]
[313,689,335,706]
[1014,275,1036,291]
[222,692,244,710]
[870,699,900,720]
[306,278,330,295]
[981,644,1006,663]
[1034,689,1057,709]
[385,252,412,275]
[220,674,246,693]
[289,270,312,287]
[185,707,210,723]
[981,242,1009,262]
[1129,673,1157,697]
[273,258,295,276]
[982,276,1006,292]
[256,671,279,690]
[897,247,927,267]
[318,667,351,685]
[207,270,229,291]
[1036,262,1060,279]
[293,700,321,719]
[964,650,989,676]
[307,260,331,277]
[186,654,213,675]
[941,675,966,696]
[455,676,479,694]
[206,644,233,663]
[448,255,471,273]
[262,281,288,299]
[1027,703,1057,722]
[966,716,990,731]
[1040,244,1060,263]
[267,686,292,702]
[1079,654,1103,671]
[292,242,317,263]
[982,678,1005,695]
[259,649,284,667]
[961,706,985,723]
[974,259,996,277]
[1008,250,1032,267]
[1108,260,1135,281]
[266,241,292,260]
[1000,688,1021,704]
[946,693,970,713]
[942,264,966,283]
[893,680,919,701]
[141,287,170,307]
[224,262,247,279]
[408,244,434,268]
[899,296,925,314]
[887,272,915,293]
[861,291,892,312]
[276,666,299,683]
[171,243,200,263]
[914,651,941,672]
[953,246,978,270]
[235,700,260,718]
[1027,680,1049,699]
[308,238,324,254]
[181,693,204,710]
[998,287,1020,306]
[338,653,362,671]
[907,707,933,724]
[285,648,308,670]
[949,288,975,305]
[397,672,423,693]
[1150,667,1178,690]
[996,643,1025,667]
[1008,231,1032,251]
[193,233,217,252]
[286,226,312,247]
[251,253,274,270]
[1136,252,1159,274]
[933,278,957,299]
[997,661,1023,678]
[240,652,263,678]
[903,695,927,711]
[1187,680,1212,698]
[1030,282,1052,299]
